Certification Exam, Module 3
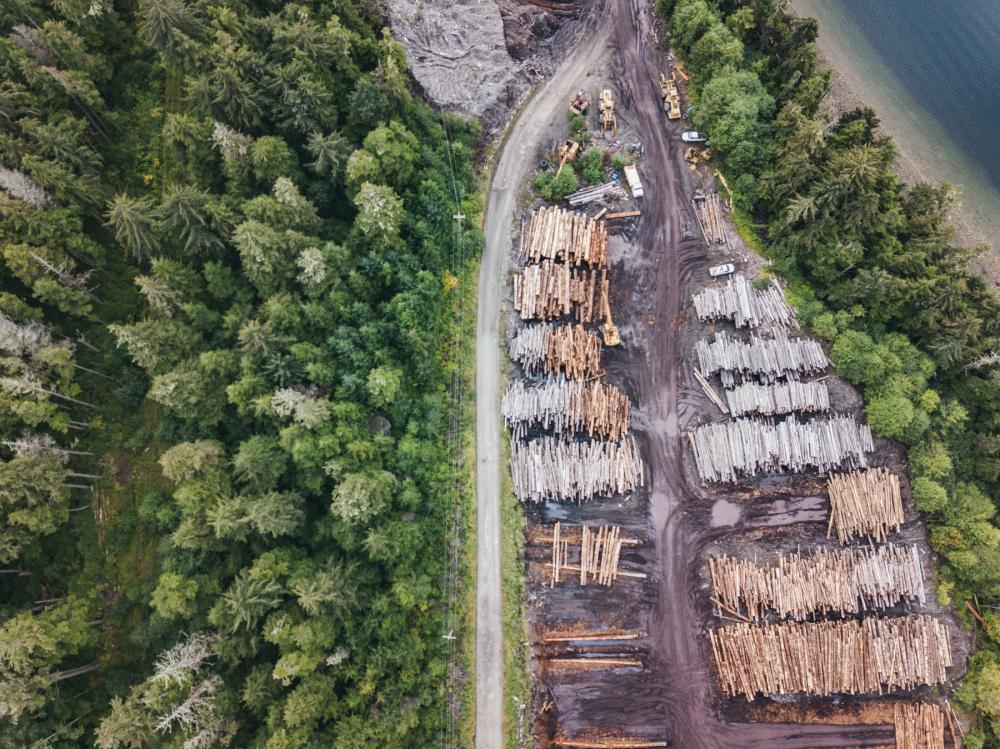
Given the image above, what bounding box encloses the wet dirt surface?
[495,1,969,746]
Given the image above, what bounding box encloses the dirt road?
[475,7,612,748]
[613,1,903,745]
[478,0,910,746]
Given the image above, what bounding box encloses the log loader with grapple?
[602,289,620,347]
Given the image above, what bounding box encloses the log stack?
[725,379,830,417]
[688,414,875,483]
[708,544,926,622]
[546,522,645,587]
[692,275,796,330]
[691,190,729,246]
[512,261,607,323]
[894,703,946,749]
[509,435,644,503]
[502,377,632,441]
[520,206,608,266]
[827,468,905,543]
[695,331,829,386]
[709,616,953,700]
[509,323,603,379]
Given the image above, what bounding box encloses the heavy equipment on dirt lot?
[569,91,589,116]
[555,139,580,177]
[602,290,620,347]
[599,88,617,137]
[660,73,681,120]
[684,146,710,163]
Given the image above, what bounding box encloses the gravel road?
[475,6,612,747]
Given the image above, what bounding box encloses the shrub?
[534,169,579,201]
[578,148,605,185]
[610,154,631,170]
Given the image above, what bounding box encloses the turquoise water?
[837,0,1000,192]
[795,0,1000,253]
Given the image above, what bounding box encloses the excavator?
[602,289,620,347]
[555,139,580,177]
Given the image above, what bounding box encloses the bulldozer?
[602,289,620,347]
[660,73,681,120]
[569,91,589,116]
[599,89,617,137]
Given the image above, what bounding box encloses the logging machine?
[602,291,621,347]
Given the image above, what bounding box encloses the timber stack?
[512,261,607,323]
[893,703,946,749]
[708,544,925,622]
[688,414,875,483]
[692,275,796,330]
[691,190,729,247]
[502,377,632,441]
[509,323,603,380]
[551,734,667,748]
[725,379,830,417]
[509,435,644,503]
[520,206,609,265]
[827,468,905,543]
[695,331,829,386]
[546,522,646,587]
[709,615,953,700]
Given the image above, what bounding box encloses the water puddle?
[710,499,742,527]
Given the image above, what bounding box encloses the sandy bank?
[792,0,1000,284]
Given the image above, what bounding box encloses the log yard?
[453,0,973,747]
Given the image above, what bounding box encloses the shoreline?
[792,0,1000,283]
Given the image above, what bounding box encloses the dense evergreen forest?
[661,0,1000,743]
[0,0,481,746]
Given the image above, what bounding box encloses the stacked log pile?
[709,616,953,699]
[692,275,796,330]
[827,468,905,543]
[547,522,645,586]
[512,261,607,323]
[539,628,646,643]
[893,703,946,749]
[725,379,830,417]
[552,736,667,748]
[566,181,627,207]
[691,191,728,246]
[689,414,875,483]
[696,331,829,386]
[708,544,925,621]
[502,377,632,441]
[510,435,644,503]
[509,323,602,379]
[520,206,608,266]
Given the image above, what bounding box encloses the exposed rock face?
[385,0,528,124]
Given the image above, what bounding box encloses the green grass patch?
[455,255,480,749]
[500,360,530,749]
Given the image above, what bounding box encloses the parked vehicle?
[623,164,644,198]
[682,131,707,143]
[708,263,735,277]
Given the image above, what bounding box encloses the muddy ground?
[489,1,971,748]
